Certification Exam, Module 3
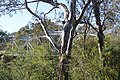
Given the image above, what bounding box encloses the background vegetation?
[0,23,120,80]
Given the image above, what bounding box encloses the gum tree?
[81,0,120,59]
[24,1,91,79]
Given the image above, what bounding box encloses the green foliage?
[0,43,58,80]
[69,34,120,80]
[2,33,120,80]
[1,33,120,80]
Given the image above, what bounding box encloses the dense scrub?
[0,34,120,80]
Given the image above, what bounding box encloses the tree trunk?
[57,0,91,78]
[97,31,104,59]
[57,53,64,80]
[92,0,104,58]
[83,24,88,56]
[57,20,75,80]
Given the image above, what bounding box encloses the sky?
[0,10,32,33]
[0,1,65,33]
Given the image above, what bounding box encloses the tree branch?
[76,0,91,25]
[57,3,69,21]
[80,21,98,32]
[25,0,59,52]
[69,0,76,21]
[44,6,57,18]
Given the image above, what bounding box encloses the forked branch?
[25,0,59,51]
[76,0,91,25]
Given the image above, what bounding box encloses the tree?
[79,0,120,59]
[23,0,91,79]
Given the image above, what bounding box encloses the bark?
[92,0,104,58]
[97,31,104,58]
[83,24,89,56]
[57,52,64,80]
[58,20,74,80]
[58,0,92,79]
[62,27,76,80]
[58,0,77,79]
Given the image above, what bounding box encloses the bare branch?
[31,0,69,21]
[80,21,98,32]
[57,3,69,21]
[88,22,98,32]
[76,0,91,25]
[40,23,59,52]
[44,6,57,18]
[25,0,59,52]
[38,0,55,5]
[35,2,39,12]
